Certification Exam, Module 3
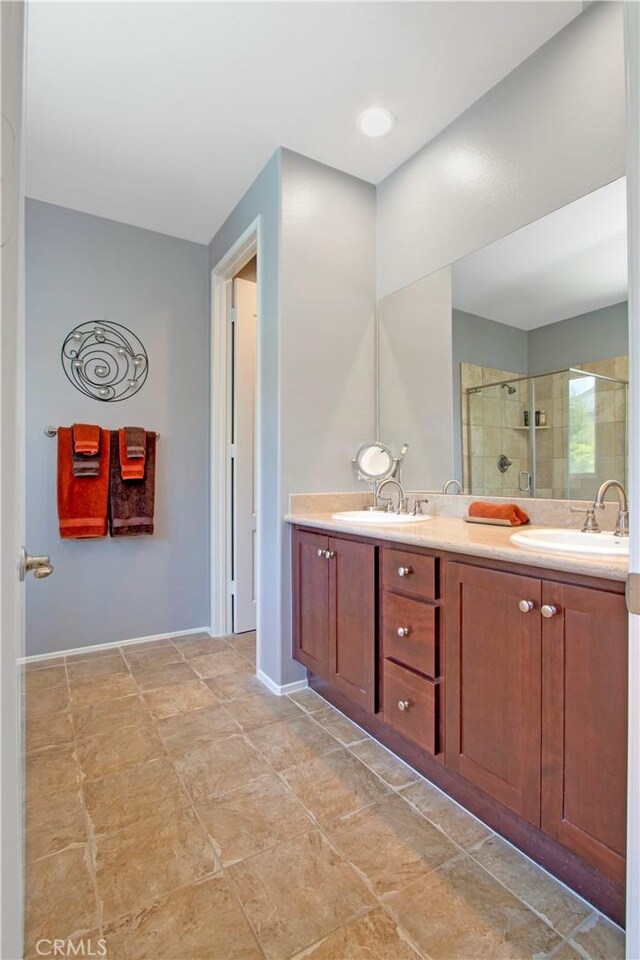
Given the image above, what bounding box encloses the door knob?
[19,546,54,582]
[541,604,559,619]
[397,566,412,577]
[397,699,410,711]
[518,600,535,613]
[397,626,411,638]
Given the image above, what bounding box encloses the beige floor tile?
[143,680,218,719]
[229,830,375,960]
[25,789,86,863]
[349,738,420,788]
[156,704,239,757]
[69,673,138,708]
[26,711,74,753]
[248,715,338,771]
[77,722,164,781]
[171,635,231,659]
[25,685,69,718]
[121,639,175,654]
[294,907,422,959]
[95,806,219,923]
[224,692,304,731]
[129,659,198,690]
[400,778,492,851]
[313,707,368,746]
[66,653,128,683]
[25,744,79,797]
[288,688,329,714]
[188,648,252,679]
[472,834,593,937]
[385,857,563,959]
[228,634,257,664]
[551,943,584,959]
[324,793,459,897]
[24,664,67,694]
[25,657,65,671]
[282,749,390,822]
[84,758,189,835]
[104,875,262,960]
[72,694,151,740]
[173,734,271,801]
[571,915,626,960]
[122,646,184,668]
[204,668,267,702]
[24,846,98,951]
[196,772,314,865]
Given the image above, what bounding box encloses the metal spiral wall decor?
[61,320,149,402]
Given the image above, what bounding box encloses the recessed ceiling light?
[357,107,396,138]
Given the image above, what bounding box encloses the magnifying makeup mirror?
[352,442,408,484]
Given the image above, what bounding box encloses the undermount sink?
[331,510,432,525]
[511,528,629,557]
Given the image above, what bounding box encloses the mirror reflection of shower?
[501,382,517,395]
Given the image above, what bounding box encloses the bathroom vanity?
[290,512,628,925]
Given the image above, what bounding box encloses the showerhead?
[501,383,517,395]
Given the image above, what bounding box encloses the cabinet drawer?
[382,548,437,600]
[383,659,439,754]
[382,592,438,678]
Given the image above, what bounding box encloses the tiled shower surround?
[461,357,628,499]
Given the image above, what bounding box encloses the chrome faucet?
[594,480,629,537]
[442,479,463,495]
[376,478,407,514]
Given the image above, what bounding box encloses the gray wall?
[209,148,376,687]
[25,200,210,655]
[377,3,625,298]
[528,300,628,374]
[452,308,529,476]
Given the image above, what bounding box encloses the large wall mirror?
[378,176,628,500]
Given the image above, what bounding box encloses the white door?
[232,277,257,634]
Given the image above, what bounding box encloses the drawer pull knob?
[397,626,411,638]
[397,566,412,577]
[325,550,335,559]
[518,600,535,613]
[397,699,411,712]
[317,548,324,558]
[541,604,559,619]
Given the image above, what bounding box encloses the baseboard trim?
[256,669,308,697]
[20,626,213,664]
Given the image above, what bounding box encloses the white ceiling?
[25,1,582,244]
[451,177,628,330]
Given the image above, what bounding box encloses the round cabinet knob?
[541,604,559,619]
[317,548,324,558]
[397,699,410,712]
[397,566,412,577]
[397,626,411,638]
[518,600,535,613]
[325,550,335,559]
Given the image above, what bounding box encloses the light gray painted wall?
[528,300,628,374]
[209,149,376,687]
[452,308,528,477]
[25,200,210,655]
[379,267,453,491]
[377,3,625,299]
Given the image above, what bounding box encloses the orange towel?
[119,428,145,480]
[469,501,530,526]
[57,428,111,539]
[72,423,101,456]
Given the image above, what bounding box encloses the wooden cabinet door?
[328,536,376,712]
[292,529,330,677]
[446,563,542,825]
[541,583,628,883]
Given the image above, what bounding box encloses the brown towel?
[468,501,530,527]
[124,426,146,459]
[119,428,145,480]
[109,430,156,536]
[72,423,101,456]
[58,428,111,538]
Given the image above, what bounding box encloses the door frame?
[210,217,261,645]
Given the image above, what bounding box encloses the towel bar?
[44,426,161,440]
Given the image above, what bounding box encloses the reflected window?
[569,376,596,475]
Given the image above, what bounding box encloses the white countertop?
[286,511,629,583]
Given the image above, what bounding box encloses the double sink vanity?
[288,491,628,925]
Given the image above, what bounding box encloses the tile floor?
[23,633,625,960]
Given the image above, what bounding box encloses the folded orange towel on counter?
[72,423,101,456]
[469,502,530,526]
